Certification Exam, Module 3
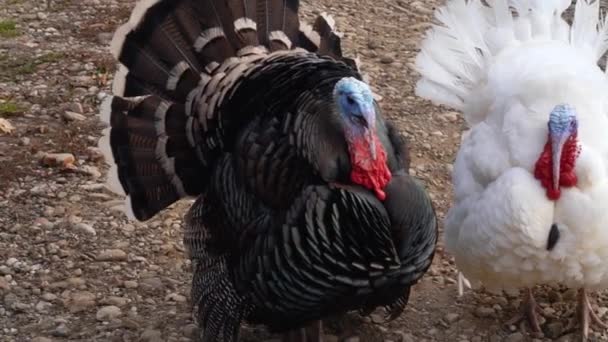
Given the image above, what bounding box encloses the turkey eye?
[346,96,355,105]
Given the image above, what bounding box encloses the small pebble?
[32,338,53,342]
[39,153,76,169]
[96,249,127,262]
[380,55,394,64]
[72,223,96,236]
[96,305,122,321]
[505,332,525,342]
[140,329,163,342]
[123,280,138,289]
[474,306,495,318]
[69,102,84,114]
[165,293,187,302]
[52,323,69,337]
[444,312,459,323]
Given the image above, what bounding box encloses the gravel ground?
[1,0,608,341]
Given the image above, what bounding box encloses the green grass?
[13,61,37,75]
[36,52,64,64]
[0,20,19,38]
[0,52,66,80]
[0,101,25,117]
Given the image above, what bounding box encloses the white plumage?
[415,0,608,338]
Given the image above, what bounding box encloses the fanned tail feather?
[572,0,608,61]
[414,0,608,120]
[98,0,360,221]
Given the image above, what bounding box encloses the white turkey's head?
[548,104,578,143]
[334,77,377,157]
[534,104,581,200]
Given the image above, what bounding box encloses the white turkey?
[414,0,608,339]
[98,0,438,341]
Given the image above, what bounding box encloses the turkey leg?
[282,328,305,342]
[575,288,608,341]
[457,272,471,296]
[305,320,323,342]
[505,287,542,334]
[282,320,323,342]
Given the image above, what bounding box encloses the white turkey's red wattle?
[348,133,392,200]
[533,132,580,201]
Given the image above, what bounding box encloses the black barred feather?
[100,0,437,341]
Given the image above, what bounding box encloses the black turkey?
[99,0,438,341]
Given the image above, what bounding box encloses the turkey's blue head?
[534,104,580,200]
[334,77,377,152]
[333,77,392,201]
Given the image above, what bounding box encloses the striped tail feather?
[100,95,208,220]
[99,0,361,221]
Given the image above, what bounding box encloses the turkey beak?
[368,128,376,160]
[362,108,376,160]
[550,132,568,192]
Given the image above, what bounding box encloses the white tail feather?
[415,0,608,117]
[110,24,131,60]
[572,0,608,61]
[596,12,608,61]
[112,64,128,96]
[106,164,126,196]
[572,0,599,53]
[98,95,136,219]
[99,96,113,125]
[98,128,113,166]
[124,196,137,221]
[99,139,142,220]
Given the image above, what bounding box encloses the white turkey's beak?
[551,133,568,191]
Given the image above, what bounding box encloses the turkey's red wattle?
[348,134,392,201]
[533,134,580,201]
